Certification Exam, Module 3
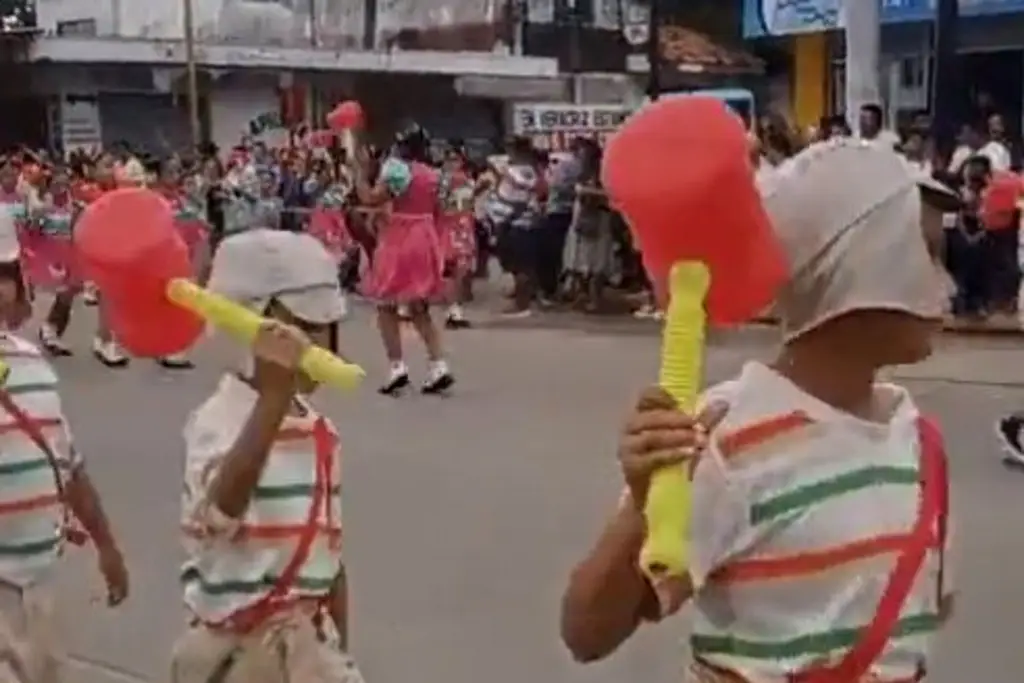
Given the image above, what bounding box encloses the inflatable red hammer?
[601,96,785,585]
[327,100,365,161]
[74,188,364,390]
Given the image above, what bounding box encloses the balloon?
[74,188,204,356]
[327,100,364,131]
[601,96,785,324]
[980,170,1021,231]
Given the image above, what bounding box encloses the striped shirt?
[686,362,949,681]
[0,334,81,588]
[181,374,342,624]
[485,163,540,229]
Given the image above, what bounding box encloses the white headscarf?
[760,138,947,342]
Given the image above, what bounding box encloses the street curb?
[472,312,1024,338]
[752,317,1024,337]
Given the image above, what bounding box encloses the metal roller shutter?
[98,93,191,154]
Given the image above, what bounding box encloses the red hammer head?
[602,96,786,324]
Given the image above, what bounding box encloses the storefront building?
[744,0,1024,134]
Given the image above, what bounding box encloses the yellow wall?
[792,33,827,129]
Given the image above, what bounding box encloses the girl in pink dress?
[32,168,82,355]
[438,148,477,329]
[307,165,353,266]
[355,124,454,395]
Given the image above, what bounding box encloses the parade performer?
[151,163,205,369]
[355,124,454,395]
[0,212,129,683]
[561,140,954,682]
[70,168,104,308]
[0,160,26,232]
[88,158,131,367]
[437,147,476,329]
[172,228,362,683]
[307,166,356,307]
[30,168,83,356]
[307,164,352,262]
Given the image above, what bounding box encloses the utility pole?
[567,0,582,103]
[182,0,201,147]
[645,0,660,100]
[932,0,960,163]
[308,0,319,125]
[842,0,881,134]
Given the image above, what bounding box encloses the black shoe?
[445,316,471,330]
[38,330,72,357]
[157,356,194,370]
[378,373,410,396]
[421,373,454,395]
[997,415,1024,466]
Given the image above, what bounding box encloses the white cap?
[207,229,345,324]
[0,209,20,262]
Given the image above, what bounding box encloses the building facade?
[746,0,1024,134]
[25,0,587,152]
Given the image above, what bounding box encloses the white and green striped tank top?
[687,362,947,682]
[0,334,78,587]
[181,374,342,624]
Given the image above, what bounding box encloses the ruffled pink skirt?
[362,213,445,304]
[308,207,352,264]
[438,212,477,278]
[18,227,80,292]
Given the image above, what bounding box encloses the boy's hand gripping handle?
[166,279,365,390]
[638,261,709,582]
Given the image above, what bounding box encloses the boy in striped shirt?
[0,228,128,683]
[172,230,360,683]
[562,140,956,682]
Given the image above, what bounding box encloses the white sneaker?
[92,338,129,367]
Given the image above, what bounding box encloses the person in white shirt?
[901,129,934,177]
[947,124,983,177]
[858,103,901,150]
[562,140,953,682]
[978,113,1013,172]
[0,217,129,683]
[172,229,362,683]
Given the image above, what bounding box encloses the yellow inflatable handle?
[638,261,710,581]
[166,279,365,391]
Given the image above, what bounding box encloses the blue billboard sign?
[744,0,1024,37]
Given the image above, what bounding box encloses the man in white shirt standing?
[978,113,1013,172]
[857,103,900,150]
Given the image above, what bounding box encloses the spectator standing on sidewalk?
[488,136,543,317]
[978,113,1014,172]
[537,139,583,305]
[857,103,900,150]
[946,155,991,318]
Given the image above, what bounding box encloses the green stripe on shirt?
[0,458,48,477]
[691,612,939,660]
[5,382,57,396]
[0,536,61,557]
[254,484,341,499]
[750,466,919,524]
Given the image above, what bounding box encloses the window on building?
[56,19,98,36]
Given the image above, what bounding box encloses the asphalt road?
[25,301,1024,683]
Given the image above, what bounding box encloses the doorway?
[959,49,1024,136]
